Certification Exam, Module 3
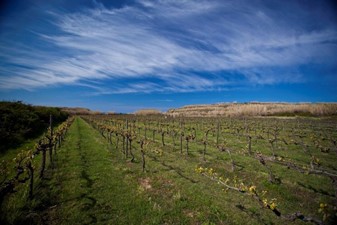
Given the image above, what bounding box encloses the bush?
[0,101,69,153]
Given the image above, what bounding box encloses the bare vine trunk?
[39,149,46,178]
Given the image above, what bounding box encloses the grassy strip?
[38,117,172,224]
[29,117,156,224]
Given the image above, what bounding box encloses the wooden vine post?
[128,131,137,162]
[216,121,220,146]
[203,128,213,161]
[26,159,34,199]
[247,135,252,155]
[160,128,166,147]
[48,114,53,166]
[38,140,48,179]
[180,130,184,154]
[138,139,149,172]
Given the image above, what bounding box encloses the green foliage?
[0,101,68,152]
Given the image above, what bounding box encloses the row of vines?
[83,114,337,225]
[0,116,74,218]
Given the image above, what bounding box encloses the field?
[1,115,337,225]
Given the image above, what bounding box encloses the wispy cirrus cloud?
[0,0,336,93]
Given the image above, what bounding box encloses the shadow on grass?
[148,154,198,184]
[235,204,274,225]
[297,182,335,197]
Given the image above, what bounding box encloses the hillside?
[61,107,101,115]
[134,109,162,115]
[166,102,337,117]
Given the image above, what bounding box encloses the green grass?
[1,116,336,225]
[0,135,41,163]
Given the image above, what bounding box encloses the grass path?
[45,117,158,224]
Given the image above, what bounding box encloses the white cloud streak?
[0,0,336,92]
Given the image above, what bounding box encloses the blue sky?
[0,0,337,112]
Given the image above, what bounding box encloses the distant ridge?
[166,102,337,117]
[134,109,162,115]
[61,107,101,115]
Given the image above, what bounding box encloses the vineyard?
[1,114,337,224]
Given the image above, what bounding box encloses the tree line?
[0,101,69,153]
